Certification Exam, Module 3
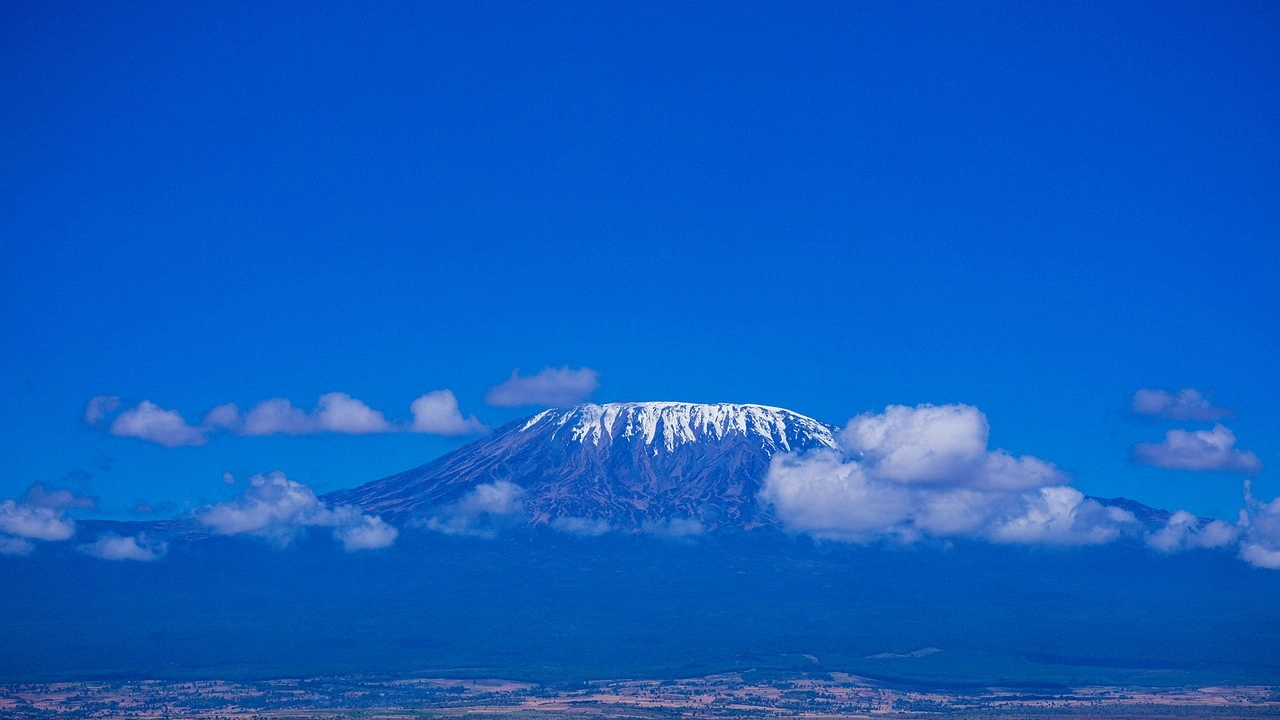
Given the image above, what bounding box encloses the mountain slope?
[325,402,838,530]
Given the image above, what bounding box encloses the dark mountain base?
[3,529,1278,688]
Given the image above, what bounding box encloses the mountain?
[325,402,838,530]
[7,403,1278,688]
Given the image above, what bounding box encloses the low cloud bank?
[87,390,487,446]
[485,366,599,408]
[198,472,397,551]
[762,403,1280,570]
[760,404,1134,545]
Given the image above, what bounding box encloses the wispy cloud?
[550,516,612,537]
[21,484,96,511]
[1132,388,1230,422]
[410,390,488,436]
[198,471,397,551]
[485,366,599,408]
[83,395,120,425]
[80,533,167,561]
[642,517,705,538]
[760,404,1133,545]
[423,480,525,537]
[1134,424,1262,474]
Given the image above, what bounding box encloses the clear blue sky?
[2,1,1276,521]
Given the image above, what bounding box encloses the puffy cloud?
[841,404,1066,490]
[109,401,207,447]
[485,366,600,408]
[0,489,78,555]
[1240,483,1280,569]
[80,533,167,561]
[235,392,412,435]
[332,515,399,551]
[1134,424,1262,474]
[0,498,76,541]
[551,516,612,537]
[83,395,120,425]
[202,403,241,430]
[410,390,487,436]
[423,481,525,537]
[760,404,1132,546]
[91,390,485,445]
[1147,510,1239,553]
[198,471,397,551]
[314,393,394,433]
[1132,388,1229,421]
[239,398,311,436]
[987,487,1134,546]
[759,450,912,541]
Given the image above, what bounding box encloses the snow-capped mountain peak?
[522,402,838,453]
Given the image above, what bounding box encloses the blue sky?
[1,1,1276,523]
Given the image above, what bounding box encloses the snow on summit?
[522,402,839,453]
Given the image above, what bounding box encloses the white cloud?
[0,498,76,541]
[315,393,394,433]
[759,450,912,541]
[239,398,313,435]
[423,481,525,537]
[1240,483,1280,569]
[485,366,600,408]
[333,515,399,551]
[91,390,485,444]
[760,404,1132,546]
[109,401,207,447]
[410,390,487,436]
[240,393,396,435]
[80,533,167,561]
[202,403,241,430]
[1147,510,1239,553]
[84,395,120,425]
[198,471,397,551]
[841,404,1065,490]
[1132,388,1229,421]
[1134,424,1262,474]
[987,487,1134,546]
[551,516,612,537]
